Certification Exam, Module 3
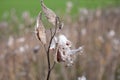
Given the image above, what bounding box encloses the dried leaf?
[35,12,46,44]
[41,1,57,26]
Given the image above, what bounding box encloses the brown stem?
[50,62,56,71]
[46,17,59,80]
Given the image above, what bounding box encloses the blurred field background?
[0,0,120,80]
[0,0,120,20]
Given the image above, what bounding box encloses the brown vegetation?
[0,8,120,80]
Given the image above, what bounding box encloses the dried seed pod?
[41,1,57,26]
[56,49,63,62]
[54,47,66,63]
[35,12,46,44]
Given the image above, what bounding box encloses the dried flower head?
[41,1,57,26]
[35,12,46,44]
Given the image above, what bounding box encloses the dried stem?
[50,62,56,71]
[12,53,16,79]
[46,16,59,80]
[50,29,53,38]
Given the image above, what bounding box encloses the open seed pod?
[35,12,46,45]
[41,1,57,26]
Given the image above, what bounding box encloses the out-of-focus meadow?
[0,0,120,80]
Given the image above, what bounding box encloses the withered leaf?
[35,12,47,44]
[41,1,57,26]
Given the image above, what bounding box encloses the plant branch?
[50,62,56,71]
[46,16,59,80]
[50,29,53,38]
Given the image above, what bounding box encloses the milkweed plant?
[35,0,84,80]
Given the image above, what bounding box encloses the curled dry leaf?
[41,1,57,26]
[35,12,46,45]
